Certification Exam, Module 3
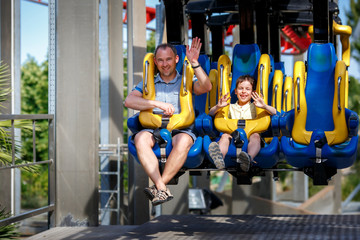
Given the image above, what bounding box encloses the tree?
[21,56,48,161]
[346,0,360,62]
[20,56,49,208]
[342,1,360,201]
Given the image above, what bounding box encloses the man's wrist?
[192,64,201,69]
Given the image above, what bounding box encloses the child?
[208,75,277,171]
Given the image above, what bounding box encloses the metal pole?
[99,0,111,225]
[48,0,57,227]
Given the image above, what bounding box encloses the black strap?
[153,128,167,148]
[314,136,327,149]
[237,120,245,129]
[231,130,244,148]
[161,117,170,129]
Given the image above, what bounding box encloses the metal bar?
[220,64,224,95]
[297,77,300,111]
[337,76,342,111]
[99,190,118,194]
[99,144,122,147]
[99,172,119,175]
[0,204,55,227]
[32,120,36,162]
[48,0,56,229]
[342,183,360,208]
[24,0,48,6]
[117,137,121,224]
[260,64,264,96]
[98,151,117,155]
[99,208,119,212]
[144,60,149,94]
[274,85,278,109]
[184,168,302,172]
[0,160,53,171]
[11,120,15,165]
[0,114,53,120]
[183,60,188,93]
[47,118,56,228]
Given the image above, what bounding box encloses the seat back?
[231,44,261,103]
[175,45,186,74]
[305,43,337,131]
[194,55,211,116]
[292,43,348,145]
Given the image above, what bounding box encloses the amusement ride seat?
[279,43,359,185]
[127,46,205,181]
[202,44,281,183]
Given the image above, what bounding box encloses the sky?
[21,0,359,77]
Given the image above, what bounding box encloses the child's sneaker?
[209,142,225,169]
[238,151,251,172]
[152,188,174,206]
[144,185,157,201]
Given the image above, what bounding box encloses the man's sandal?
[152,188,174,206]
[144,185,157,201]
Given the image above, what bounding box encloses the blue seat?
[194,55,211,137]
[199,61,219,139]
[280,43,358,183]
[203,44,280,170]
[127,45,204,170]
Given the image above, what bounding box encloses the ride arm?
[138,53,195,131]
[291,61,312,144]
[325,60,349,145]
[267,69,284,137]
[282,76,293,112]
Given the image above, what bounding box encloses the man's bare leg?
[134,131,167,191]
[161,133,193,185]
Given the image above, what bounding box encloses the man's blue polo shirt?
[134,71,186,115]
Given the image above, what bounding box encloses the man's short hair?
[235,75,256,90]
[154,43,177,57]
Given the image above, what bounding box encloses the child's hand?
[217,92,230,108]
[252,92,266,109]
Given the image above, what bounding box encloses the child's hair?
[235,75,256,90]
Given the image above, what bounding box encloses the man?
[124,37,211,206]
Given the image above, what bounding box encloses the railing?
[0,114,55,228]
[98,138,129,225]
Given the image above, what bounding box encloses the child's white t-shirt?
[229,101,257,120]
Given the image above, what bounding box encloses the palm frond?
[0,62,41,173]
[0,206,19,239]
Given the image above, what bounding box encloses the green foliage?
[20,56,49,209]
[0,206,19,239]
[0,62,36,170]
[346,0,360,61]
[341,1,360,202]
[21,167,49,208]
[21,56,49,161]
[348,76,360,114]
[0,62,11,105]
[147,31,156,53]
